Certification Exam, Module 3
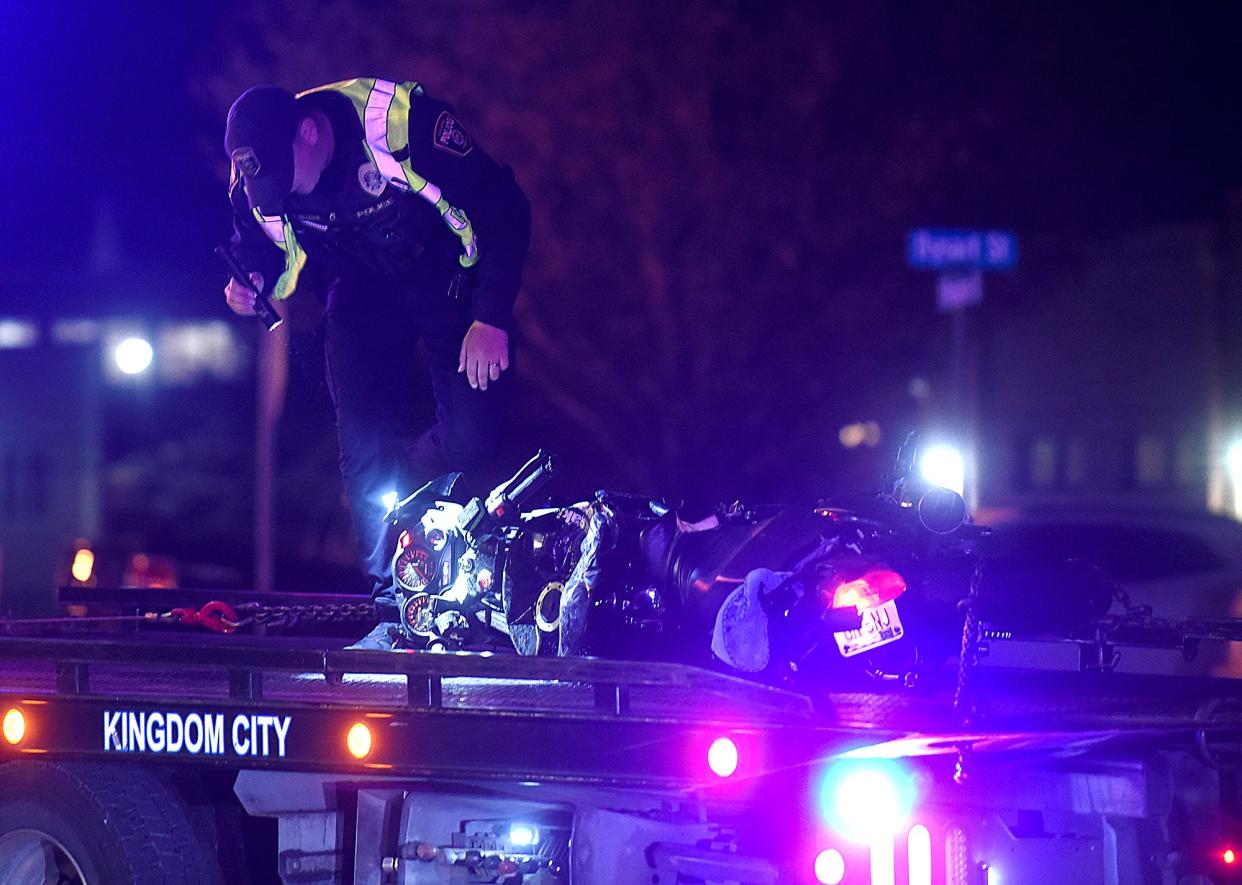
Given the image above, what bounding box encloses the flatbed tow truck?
[2,587,1242,884]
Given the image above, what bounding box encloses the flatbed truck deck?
[2,594,1242,884]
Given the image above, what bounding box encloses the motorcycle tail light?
[825,569,907,613]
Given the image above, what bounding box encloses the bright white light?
[870,831,895,885]
[381,491,399,511]
[0,319,38,349]
[508,823,539,847]
[908,824,931,885]
[1227,441,1242,480]
[707,736,739,778]
[920,444,965,496]
[986,863,1001,884]
[834,768,906,842]
[814,848,845,884]
[114,337,154,375]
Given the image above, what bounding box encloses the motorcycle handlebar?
[489,450,556,517]
[458,451,557,540]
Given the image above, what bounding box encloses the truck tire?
[0,760,226,885]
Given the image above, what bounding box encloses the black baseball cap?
[224,86,299,215]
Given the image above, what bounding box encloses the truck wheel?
[0,760,226,885]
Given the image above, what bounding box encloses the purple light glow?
[814,848,846,884]
[707,736,739,778]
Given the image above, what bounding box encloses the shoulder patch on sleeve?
[432,111,474,157]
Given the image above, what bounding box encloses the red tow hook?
[167,601,241,633]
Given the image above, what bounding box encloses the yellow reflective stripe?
[363,81,406,184]
[298,79,364,100]
[359,79,480,268]
[248,209,304,299]
[384,80,411,158]
[253,209,287,247]
[298,77,414,105]
[271,219,307,301]
[418,179,443,203]
[266,78,481,279]
[448,204,478,265]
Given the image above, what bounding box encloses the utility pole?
[255,318,288,595]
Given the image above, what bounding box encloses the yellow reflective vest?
[252,78,480,301]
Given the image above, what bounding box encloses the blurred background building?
[978,213,1242,516]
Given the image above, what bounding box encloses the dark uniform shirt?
[229,89,530,330]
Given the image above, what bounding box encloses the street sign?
[907,228,1018,270]
[936,268,983,311]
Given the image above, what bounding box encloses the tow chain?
[228,601,377,630]
[1,600,377,634]
[952,566,983,784]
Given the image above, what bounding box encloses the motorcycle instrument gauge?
[395,544,436,594]
[401,592,436,635]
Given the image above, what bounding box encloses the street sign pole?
[908,229,1018,510]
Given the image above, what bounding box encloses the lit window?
[1064,438,1086,487]
[158,322,246,383]
[1029,438,1058,488]
[51,319,102,345]
[1175,434,1201,488]
[1135,435,1167,487]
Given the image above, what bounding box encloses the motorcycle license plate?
[834,600,904,658]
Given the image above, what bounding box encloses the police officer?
[222,79,531,646]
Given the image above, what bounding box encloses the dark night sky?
[0,3,1237,317]
[0,3,223,314]
[822,3,1241,233]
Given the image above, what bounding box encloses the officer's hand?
[224,272,264,316]
[458,321,510,392]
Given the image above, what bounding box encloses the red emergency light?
[823,568,907,613]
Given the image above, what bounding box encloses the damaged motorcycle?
[380,437,1113,688]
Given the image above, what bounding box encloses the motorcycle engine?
[501,505,593,656]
